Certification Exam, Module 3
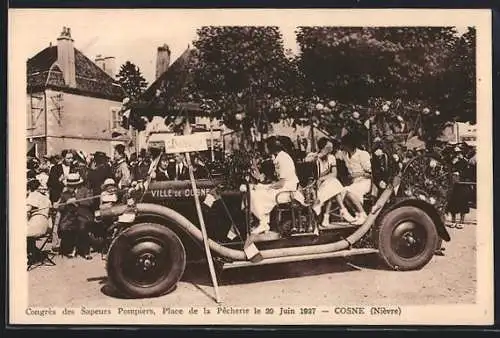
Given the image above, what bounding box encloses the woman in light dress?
[27,179,52,238]
[304,137,358,227]
[249,136,304,235]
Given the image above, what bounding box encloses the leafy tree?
[438,27,476,124]
[295,26,476,142]
[296,27,458,103]
[116,61,149,101]
[188,26,297,130]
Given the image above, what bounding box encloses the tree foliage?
[295,26,475,123]
[117,61,149,101]
[188,26,298,129]
[127,26,476,143]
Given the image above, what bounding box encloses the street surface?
[28,211,476,307]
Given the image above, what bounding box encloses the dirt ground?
[28,210,477,308]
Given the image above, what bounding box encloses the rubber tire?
[107,223,186,298]
[378,206,439,271]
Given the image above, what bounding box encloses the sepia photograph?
[8,8,493,325]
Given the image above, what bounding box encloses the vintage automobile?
[94,143,452,299]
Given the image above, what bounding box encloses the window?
[28,93,44,129]
[27,106,35,129]
[110,107,122,130]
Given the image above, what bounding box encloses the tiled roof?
[27,46,125,101]
[140,47,196,102]
[132,48,200,115]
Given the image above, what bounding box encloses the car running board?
[221,247,379,270]
[248,222,359,243]
[319,222,360,230]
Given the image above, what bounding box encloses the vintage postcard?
[8,8,493,325]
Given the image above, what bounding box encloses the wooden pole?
[185,152,221,303]
[183,113,221,303]
[210,117,215,161]
[309,108,316,152]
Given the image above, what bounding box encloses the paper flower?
[423,107,430,115]
[328,100,337,108]
[374,149,384,156]
[379,181,387,189]
[352,111,360,119]
[315,103,324,110]
[382,104,390,112]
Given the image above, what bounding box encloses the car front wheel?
[107,223,186,298]
[377,206,439,271]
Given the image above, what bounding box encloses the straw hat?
[101,178,116,190]
[63,173,84,186]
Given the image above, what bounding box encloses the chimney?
[56,26,76,87]
[155,44,171,79]
[95,54,105,70]
[95,55,116,79]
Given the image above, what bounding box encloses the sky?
[11,9,468,85]
[12,9,299,84]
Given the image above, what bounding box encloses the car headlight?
[94,210,101,221]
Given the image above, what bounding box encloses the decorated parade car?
[92,130,453,300]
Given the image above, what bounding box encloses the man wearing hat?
[56,172,94,259]
[447,146,472,228]
[48,149,76,204]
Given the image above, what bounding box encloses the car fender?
[133,212,206,262]
[381,198,451,242]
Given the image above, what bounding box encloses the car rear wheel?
[107,223,186,298]
[377,206,439,271]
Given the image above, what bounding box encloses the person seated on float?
[167,153,189,181]
[152,153,171,181]
[304,137,357,226]
[249,136,304,235]
[190,153,209,179]
[336,133,371,225]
